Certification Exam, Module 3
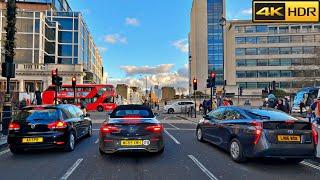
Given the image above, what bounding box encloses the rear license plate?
[22,137,43,143]
[121,140,143,146]
[277,135,300,142]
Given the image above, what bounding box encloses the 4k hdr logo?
[253,0,320,23]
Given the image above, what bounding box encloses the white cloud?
[121,64,174,76]
[173,39,188,53]
[241,8,252,15]
[103,34,127,44]
[98,47,107,53]
[125,17,140,26]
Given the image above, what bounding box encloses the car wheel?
[286,158,304,164]
[86,124,93,137]
[97,106,104,112]
[168,108,174,114]
[196,127,204,142]
[9,146,23,154]
[229,138,246,163]
[65,132,76,152]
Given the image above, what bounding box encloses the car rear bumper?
[8,132,66,150]
[99,135,164,154]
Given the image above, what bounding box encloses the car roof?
[226,106,283,113]
[114,104,152,110]
[23,104,76,110]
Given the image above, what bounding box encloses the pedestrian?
[306,108,315,123]
[284,97,290,114]
[164,101,167,106]
[19,97,27,110]
[276,99,286,112]
[244,99,251,106]
[222,98,230,106]
[202,99,208,115]
[80,98,87,115]
[207,99,212,112]
[263,98,268,107]
[228,98,234,106]
[299,100,305,115]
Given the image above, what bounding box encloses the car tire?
[65,132,76,152]
[86,124,93,137]
[229,138,246,163]
[97,106,104,112]
[286,158,304,164]
[168,108,174,114]
[196,127,204,142]
[9,146,23,154]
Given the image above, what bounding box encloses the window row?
[236,58,320,67]
[235,47,317,56]
[235,25,320,34]
[237,81,320,89]
[236,35,320,44]
[236,70,320,78]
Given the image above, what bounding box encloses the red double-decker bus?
[42,84,117,112]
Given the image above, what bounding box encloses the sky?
[70,0,253,93]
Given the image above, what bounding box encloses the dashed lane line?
[60,158,83,180]
[164,129,181,145]
[301,161,320,171]
[94,139,99,144]
[0,149,10,156]
[188,155,219,180]
[167,123,180,130]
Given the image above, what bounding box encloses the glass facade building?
[207,0,224,85]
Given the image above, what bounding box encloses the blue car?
[196,106,318,163]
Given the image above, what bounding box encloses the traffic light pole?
[237,88,240,106]
[55,85,58,105]
[194,89,196,118]
[210,86,213,109]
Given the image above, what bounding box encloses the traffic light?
[207,72,216,88]
[1,62,15,78]
[193,78,197,91]
[239,87,243,96]
[72,76,76,88]
[52,69,58,85]
[57,76,63,86]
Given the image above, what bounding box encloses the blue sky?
[70,0,253,87]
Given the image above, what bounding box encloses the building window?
[245,26,255,33]
[269,71,280,77]
[257,59,268,66]
[237,83,246,88]
[16,34,33,48]
[268,27,277,33]
[279,26,289,33]
[268,36,279,43]
[256,25,268,32]
[269,47,279,55]
[54,18,73,30]
[59,31,73,43]
[280,59,291,66]
[279,36,290,43]
[236,37,245,44]
[236,59,246,67]
[258,48,268,55]
[280,47,291,54]
[246,48,257,55]
[257,36,268,44]
[302,25,312,33]
[292,47,303,54]
[291,26,300,33]
[58,45,73,56]
[15,49,33,64]
[246,59,257,66]
[291,35,302,43]
[281,71,292,77]
[246,71,257,78]
[269,59,280,66]
[247,83,257,89]
[236,71,246,78]
[303,35,314,43]
[314,25,320,32]
[258,71,268,77]
[304,47,315,54]
[280,82,291,88]
[292,59,301,66]
[257,82,269,88]
[235,48,245,56]
[246,37,257,44]
[235,26,245,33]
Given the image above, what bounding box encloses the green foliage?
[4,0,17,63]
[274,89,288,98]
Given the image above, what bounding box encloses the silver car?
[99,105,164,155]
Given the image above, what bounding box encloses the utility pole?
[193,78,197,118]
[1,0,17,135]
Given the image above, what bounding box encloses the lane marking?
[164,129,181,145]
[301,161,320,171]
[167,123,180,130]
[60,158,83,180]
[175,116,197,124]
[0,149,10,156]
[165,128,195,131]
[94,139,99,144]
[188,155,218,180]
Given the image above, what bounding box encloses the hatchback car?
[163,101,195,114]
[8,105,92,153]
[99,105,164,155]
[196,106,317,163]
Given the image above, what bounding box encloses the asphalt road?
[0,112,320,180]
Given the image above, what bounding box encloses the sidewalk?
[0,134,7,147]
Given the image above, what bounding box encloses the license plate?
[120,140,143,146]
[277,135,301,142]
[22,137,43,143]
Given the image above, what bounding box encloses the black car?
[196,106,318,163]
[8,105,92,153]
[99,105,164,155]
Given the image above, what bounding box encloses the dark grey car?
[196,106,317,163]
[99,105,164,155]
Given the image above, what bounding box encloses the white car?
[163,101,195,114]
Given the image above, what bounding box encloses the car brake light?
[48,120,67,130]
[251,121,263,144]
[145,124,163,134]
[9,122,20,131]
[312,124,318,145]
[100,125,120,134]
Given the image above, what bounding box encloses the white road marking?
[60,158,83,180]
[165,128,195,131]
[0,149,10,156]
[167,123,180,130]
[94,139,99,144]
[188,155,219,180]
[175,116,197,124]
[164,129,181,144]
[301,161,320,171]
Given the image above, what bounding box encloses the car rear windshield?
[247,109,297,121]
[13,109,59,123]
[110,107,154,118]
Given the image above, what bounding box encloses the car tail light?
[145,124,163,134]
[9,122,20,131]
[48,120,67,130]
[251,121,263,144]
[100,125,120,134]
[312,124,318,145]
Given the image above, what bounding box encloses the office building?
[225,20,320,95]
[0,0,103,93]
[162,87,175,101]
[189,0,225,93]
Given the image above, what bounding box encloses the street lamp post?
[220,15,226,98]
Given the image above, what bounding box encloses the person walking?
[202,99,208,115]
[284,97,290,114]
[299,100,305,115]
[80,98,87,115]
[276,99,286,112]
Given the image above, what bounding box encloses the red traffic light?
[210,72,216,78]
[72,77,76,82]
[193,78,197,83]
[52,69,57,76]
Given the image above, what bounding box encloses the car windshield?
[13,108,59,123]
[248,109,297,121]
[110,106,154,118]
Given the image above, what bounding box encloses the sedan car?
[8,104,92,153]
[99,105,164,155]
[163,101,195,114]
[196,106,317,163]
